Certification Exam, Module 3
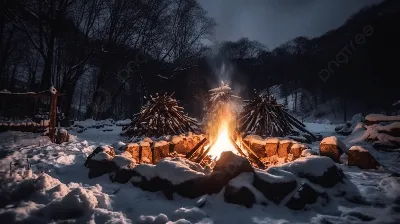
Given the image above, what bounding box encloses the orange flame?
[205,121,238,160]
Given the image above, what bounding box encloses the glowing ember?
[206,122,238,160]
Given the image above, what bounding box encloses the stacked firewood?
[123,93,199,137]
[238,92,317,140]
[203,82,241,138]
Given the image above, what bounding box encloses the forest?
[1,0,399,122]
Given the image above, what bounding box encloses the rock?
[110,168,137,184]
[224,185,255,208]
[84,145,118,179]
[278,140,294,158]
[290,143,307,159]
[55,128,69,144]
[224,173,257,208]
[265,138,279,157]
[348,146,380,169]
[253,168,297,204]
[213,151,254,177]
[153,141,170,164]
[139,141,152,164]
[285,183,328,210]
[277,156,345,188]
[175,152,254,199]
[84,145,115,167]
[340,153,348,164]
[319,136,347,163]
[87,160,117,179]
[132,176,174,199]
[124,143,140,162]
[335,123,353,136]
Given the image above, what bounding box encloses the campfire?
[205,121,238,160]
[186,82,266,168]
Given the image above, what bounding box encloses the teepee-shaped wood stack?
[238,92,317,140]
[203,82,241,137]
[123,93,199,137]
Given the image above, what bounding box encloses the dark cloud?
[199,0,383,49]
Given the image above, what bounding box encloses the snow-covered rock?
[253,168,297,204]
[224,173,258,208]
[365,114,400,124]
[348,146,380,169]
[285,183,328,210]
[301,149,318,157]
[277,156,345,188]
[84,145,117,178]
[111,141,126,151]
[290,143,308,159]
[320,136,347,163]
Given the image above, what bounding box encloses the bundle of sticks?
[123,93,199,137]
[238,93,317,140]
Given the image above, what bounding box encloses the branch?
[70,49,95,71]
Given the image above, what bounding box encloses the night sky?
[199,0,383,49]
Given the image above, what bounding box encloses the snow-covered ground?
[0,122,399,223]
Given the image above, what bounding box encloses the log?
[186,137,207,159]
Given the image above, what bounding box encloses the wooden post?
[48,92,57,143]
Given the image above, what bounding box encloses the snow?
[227,173,267,203]
[139,141,151,147]
[58,128,67,135]
[92,152,112,161]
[301,149,317,157]
[111,141,126,151]
[50,86,57,94]
[133,158,205,185]
[276,156,336,177]
[255,168,296,184]
[349,145,369,152]
[244,135,267,145]
[154,140,169,148]
[155,158,205,185]
[113,155,136,168]
[291,143,306,149]
[365,114,400,122]
[339,153,348,164]
[265,137,279,144]
[1,122,400,223]
[115,119,132,126]
[172,135,183,144]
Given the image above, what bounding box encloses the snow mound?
[277,155,336,177]
[255,168,296,184]
[111,141,126,151]
[115,119,132,126]
[113,155,136,168]
[134,157,205,185]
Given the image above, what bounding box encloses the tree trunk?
[40,33,55,90]
[61,81,76,119]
